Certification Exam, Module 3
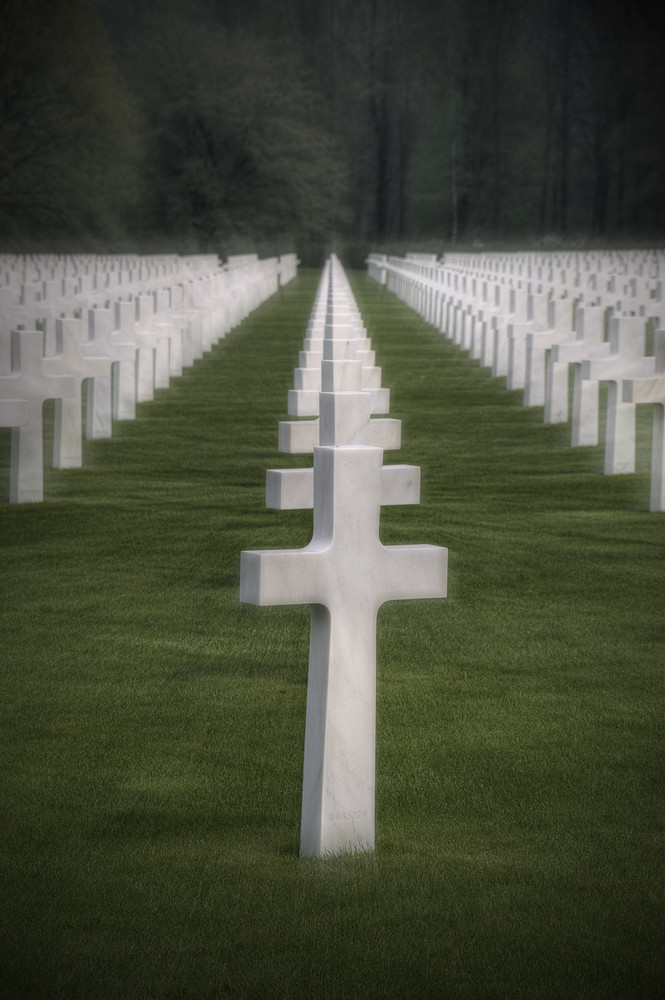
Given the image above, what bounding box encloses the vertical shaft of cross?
[623,329,665,511]
[298,442,387,857]
[300,600,378,856]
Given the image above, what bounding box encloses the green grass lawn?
[1,270,663,999]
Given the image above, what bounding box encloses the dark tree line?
[1,0,664,262]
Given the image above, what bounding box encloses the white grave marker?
[240,261,447,856]
[550,305,607,446]
[623,329,665,511]
[0,328,75,502]
[582,316,655,473]
[49,316,111,467]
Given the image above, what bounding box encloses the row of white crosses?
[0,252,298,503]
[240,255,447,858]
[368,249,665,512]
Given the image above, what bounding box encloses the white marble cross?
[114,298,157,404]
[240,264,447,857]
[49,316,111,468]
[623,329,665,511]
[136,294,171,390]
[492,285,528,379]
[524,298,573,408]
[241,438,446,858]
[553,305,607,447]
[0,328,75,502]
[507,290,549,391]
[581,316,654,473]
[87,307,137,422]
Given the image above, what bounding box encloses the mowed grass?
[1,270,663,1000]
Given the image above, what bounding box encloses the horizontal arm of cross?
[288,387,390,417]
[379,544,448,604]
[240,540,446,610]
[278,417,401,454]
[584,355,654,382]
[240,546,326,606]
[623,373,665,404]
[266,463,422,510]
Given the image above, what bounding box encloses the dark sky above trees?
[1,0,664,263]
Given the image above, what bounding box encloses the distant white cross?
[0,328,75,502]
[582,315,654,473]
[623,329,665,511]
[48,316,111,468]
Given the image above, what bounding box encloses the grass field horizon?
[2,269,663,999]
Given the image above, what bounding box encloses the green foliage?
[1,0,664,250]
[127,13,349,252]
[1,272,664,998]
[0,0,142,248]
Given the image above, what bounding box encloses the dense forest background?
[1,0,664,264]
